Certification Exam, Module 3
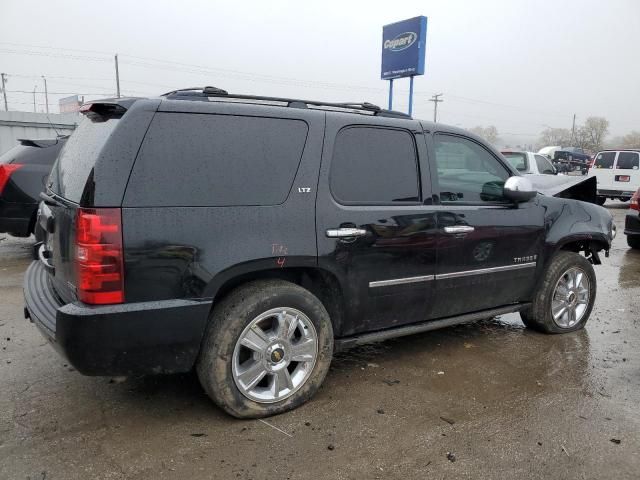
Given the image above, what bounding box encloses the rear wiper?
[40,191,64,207]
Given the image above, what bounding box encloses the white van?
[588,149,640,205]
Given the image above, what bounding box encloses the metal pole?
[42,76,49,114]
[570,113,576,145]
[388,79,393,110]
[33,85,37,112]
[115,54,121,98]
[1,73,8,111]
[408,76,414,116]
[429,93,443,123]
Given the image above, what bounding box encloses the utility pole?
[429,93,443,123]
[570,113,576,145]
[115,54,121,98]
[1,73,8,111]
[42,75,49,114]
[33,85,37,112]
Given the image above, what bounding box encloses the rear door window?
[329,126,420,204]
[124,113,308,207]
[50,117,120,202]
[594,152,616,169]
[0,142,63,165]
[615,152,639,170]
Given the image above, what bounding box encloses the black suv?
[0,137,67,237]
[24,88,615,418]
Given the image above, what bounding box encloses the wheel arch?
[206,265,347,336]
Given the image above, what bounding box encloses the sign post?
[381,16,427,115]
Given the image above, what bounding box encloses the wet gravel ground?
[0,202,638,479]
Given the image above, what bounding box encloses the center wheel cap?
[270,347,285,364]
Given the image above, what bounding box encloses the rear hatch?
[40,105,124,304]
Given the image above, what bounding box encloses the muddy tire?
[520,251,596,334]
[196,279,333,418]
[628,236,640,249]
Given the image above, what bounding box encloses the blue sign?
[381,16,427,80]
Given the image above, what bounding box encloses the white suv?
[588,150,640,205]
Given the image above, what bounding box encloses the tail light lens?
[75,208,124,304]
[0,164,23,195]
[631,190,640,211]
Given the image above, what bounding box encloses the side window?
[535,155,555,174]
[616,152,639,170]
[434,134,510,203]
[124,113,308,207]
[594,152,616,169]
[330,126,420,204]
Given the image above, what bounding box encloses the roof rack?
[161,86,412,119]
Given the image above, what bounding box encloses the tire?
[196,279,333,418]
[520,251,596,334]
[628,236,640,249]
[595,196,606,206]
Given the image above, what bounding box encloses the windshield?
[502,152,528,172]
[49,116,119,202]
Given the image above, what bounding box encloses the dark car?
[23,88,615,418]
[553,147,590,174]
[0,137,67,237]
[624,188,640,249]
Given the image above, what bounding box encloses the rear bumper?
[624,212,640,237]
[597,189,636,198]
[23,261,212,376]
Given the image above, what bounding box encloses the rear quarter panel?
[121,104,325,302]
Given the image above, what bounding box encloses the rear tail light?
[631,190,640,211]
[617,175,630,182]
[0,164,23,195]
[75,208,124,304]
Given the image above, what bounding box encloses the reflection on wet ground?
[0,203,639,479]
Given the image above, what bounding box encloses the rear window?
[0,141,64,165]
[502,152,528,172]
[124,113,308,207]
[50,117,120,202]
[616,152,639,170]
[594,152,616,169]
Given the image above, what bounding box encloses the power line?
[429,93,444,122]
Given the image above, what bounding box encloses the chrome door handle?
[444,226,475,234]
[326,228,367,238]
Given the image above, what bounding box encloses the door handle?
[326,227,367,238]
[444,225,475,234]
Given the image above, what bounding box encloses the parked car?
[501,150,557,175]
[538,145,561,160]
[24,88,615,418]
[588,149,640,205]
[624,187,640,249]
[553,147,590,174]
[0,136,67,237]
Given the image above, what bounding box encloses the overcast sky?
[1,0,638,145]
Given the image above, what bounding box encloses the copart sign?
[381,16,427,80]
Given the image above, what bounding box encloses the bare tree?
[469,125,499,145]
[621,131,640,149]
[539,127,571,147]
[580,117,609,151]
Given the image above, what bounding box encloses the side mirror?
[503,176,537,202]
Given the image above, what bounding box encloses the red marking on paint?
[276,257,286,268]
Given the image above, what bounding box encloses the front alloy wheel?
[551,267,590,328]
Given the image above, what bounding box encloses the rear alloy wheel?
[197,280,333,418]
[520,251,596,333]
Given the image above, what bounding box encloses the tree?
[539,127,571,147]
[580,117,609,151]
[469,125,499,145]
[621,131,640,149]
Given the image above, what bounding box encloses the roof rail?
[161,86,412,119]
